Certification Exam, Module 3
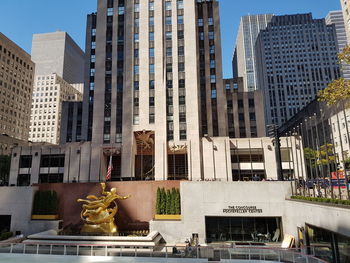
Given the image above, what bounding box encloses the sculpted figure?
[77,183,130,233]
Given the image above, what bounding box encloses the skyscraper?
[340,0,350,44]
[31,31,85,84]
[255,13,340,127]
[326,10,350,80]
[81,0,227,181]
[29,74,82,144]
[30,32,85,145]
[232,14,273,91]
[0,33,35,141]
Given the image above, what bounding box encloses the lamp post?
[267,124,283,181]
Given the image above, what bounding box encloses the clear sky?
[0,0,341,78]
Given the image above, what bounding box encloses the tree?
[160,188,166,214]
[316,144,336,166]
[156,187,162,214]
[318,46,350,105]
[304,147,317,168]
[175,189,181,215]
[304,144,336,168]
[170,188,176,214]
[166,189,171,215]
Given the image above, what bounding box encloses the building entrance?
[205,216,282,243]
[0,215,11,233]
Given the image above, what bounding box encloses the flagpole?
[106,155,113,182]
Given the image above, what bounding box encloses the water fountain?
[24,183,162,247]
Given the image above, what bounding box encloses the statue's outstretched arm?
[86,195,101,200]
[116,194,131,200]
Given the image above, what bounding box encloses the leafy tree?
[304,147,317,168]
[156,187,162,214]
[318,46,350,105]
[304,144,336,168]
[316,144,336,166]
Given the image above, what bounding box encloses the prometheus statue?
[77,183,130,234]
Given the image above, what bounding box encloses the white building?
[340,0,350,44]
[326,10,350,80]
[9,136,305,185]
[29,74,82,145]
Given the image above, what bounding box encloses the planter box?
[154,214,181,220]
[31,215,59,220]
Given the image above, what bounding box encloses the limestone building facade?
[79,0,227,181]
[29,74,82,145]
[340,0,350,44]
[0,33,35,141]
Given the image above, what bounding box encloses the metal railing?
[0,243,329,263]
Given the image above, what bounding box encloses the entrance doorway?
[205,216,282,243]
[0,215,11,233]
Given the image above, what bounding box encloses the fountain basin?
[24,230,162,247]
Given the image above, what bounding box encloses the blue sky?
[0,0,341,78]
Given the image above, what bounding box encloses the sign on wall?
[223,206,263,214]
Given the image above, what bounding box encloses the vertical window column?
[133,0,140,125]
[115,0,125,143]
[165,0,174,140]
[177,0,186,140]
[103,1,114,144]
[88,15,97,141]
[149,0,155,124]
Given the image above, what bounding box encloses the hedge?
[32,190,59,215]
[155,187,181,215]
[291,195,350,206]
[0,232,13,241]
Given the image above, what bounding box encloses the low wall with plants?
[155,187,181,215]
[291,195,350,206]
[32,190,59,215]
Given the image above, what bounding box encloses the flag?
[106,156,113,181]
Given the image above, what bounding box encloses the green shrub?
[175,189,181,215]
[291,195,350,206]
[166,189,172,215]
[0,232,13,241]
[156,187,162,214]
[32,190,59,215]
[160,188,166,215]
[155,187,181,215]
[170,188,177,215]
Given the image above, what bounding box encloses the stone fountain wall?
[37,181,180,231]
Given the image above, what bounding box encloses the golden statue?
[77,183,130,234]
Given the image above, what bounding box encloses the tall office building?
[0,33,35,141]
[30,32,84,144]
[326,10,350,80]
[255,13,340,127]
[340,0,350,44]
[224,78,265,138]
[81,0,227,181]
[31,31,85,84]
[29,74,82,144]
[232,14,273,91]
